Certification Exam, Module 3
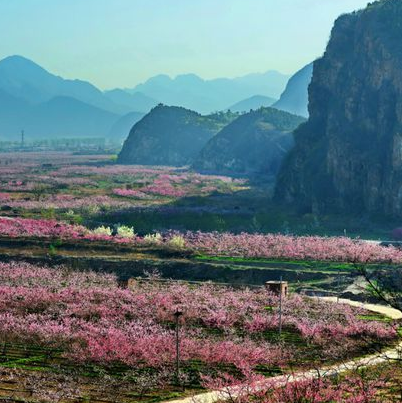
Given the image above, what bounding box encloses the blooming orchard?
[1,216,402,264]
[0,153,244,212]
[180,232,402,263]
[0,261,395,378]
[204,370,390,403]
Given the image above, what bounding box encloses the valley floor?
[0,152,400,402]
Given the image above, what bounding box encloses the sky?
[0,0,371,90]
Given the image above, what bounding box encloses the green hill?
[118,105,238,166]
[193,107,305,177]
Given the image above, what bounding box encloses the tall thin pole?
[279,276,283,337]
[21,130,25,148]
[176,314,180,380]
[174,311,183,386]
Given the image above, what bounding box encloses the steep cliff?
[193,107,305,177]
[275,0,402,217]
[273,63,313,118]
[118,105,236,166]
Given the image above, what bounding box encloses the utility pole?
[174,311,183,388]
[278,276,283,337]
[21,130,25,148]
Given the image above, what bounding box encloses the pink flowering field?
[1,151,396,237]
[0,152,244,214]
[0,152,400,401]
[0,216,402,264]
[0,261,395,383]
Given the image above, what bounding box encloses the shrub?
[117,225,136,238]
[41,208,56,219]
[48,244,57,257]
[85,205,101,215]
[168,235,186,249]
[144,233,163,245]
[65,210,75,218]
[92,226,113,237]
[65,210,84,225]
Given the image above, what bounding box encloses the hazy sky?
[0,0,370,89]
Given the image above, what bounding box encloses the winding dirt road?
[168,298,402,403]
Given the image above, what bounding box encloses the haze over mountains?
[0,56,123,114]
[125,71,290,114]
[228,95,276,113]
[103,89,158,114]
[0,55,310,143]
[107,111,147,144]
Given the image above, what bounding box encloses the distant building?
[265,281,288,297]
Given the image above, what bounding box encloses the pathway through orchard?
[168,298,402,403]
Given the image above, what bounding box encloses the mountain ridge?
[0,55,126,115]
[0,94,119,141]
[126,71,290,114]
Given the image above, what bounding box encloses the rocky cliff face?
[193,107,305,177]
[118,105,236,166]
[275,0,402,217]
[273,62,313,118]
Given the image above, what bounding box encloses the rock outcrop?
[273,62,313,118]
[193,107,305,177]
[118,105,236,166]
[275,0,402,217]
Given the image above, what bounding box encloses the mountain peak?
[0,54,128,114]
[175,74,204,84]
[0,55,49,74]
[1,55,36,64]
[143,74,172,86]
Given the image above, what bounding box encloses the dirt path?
[168,298,402,403]
[320,297,402,320]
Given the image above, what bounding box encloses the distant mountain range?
[0,89,121,140]
[124,71,290,114]
[0,55,310,142]
[103,89,158,114]
[0,56,125,115]
[0,56,139,141]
